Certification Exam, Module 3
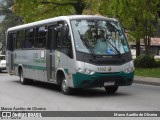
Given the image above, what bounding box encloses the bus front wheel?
[104,86,118,94]
[61,78,72,95]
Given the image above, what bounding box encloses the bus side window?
[35,26,47,48]
[24,28,35,48]
[56,24,73,58]
[7,33,16,51]
[16,30,25,49]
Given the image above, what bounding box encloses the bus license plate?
[104,81,115,86]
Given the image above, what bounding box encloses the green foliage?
[134,55,157,68]
[99,0,159,53]
[13,0,102,23]
[156,59,160,67]
[0,0,23,44]
[83,0,102,15]
[135,68,160,78]
[14,0,73,23]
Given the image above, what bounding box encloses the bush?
[156,60,160,67]
[134,55,157,68]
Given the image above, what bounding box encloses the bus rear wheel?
[104,86,118,94]
[61,78,72,95]
[19,69,27,85]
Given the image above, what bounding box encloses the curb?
[134,76,160,86]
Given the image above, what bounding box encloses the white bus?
[6,15,134,95]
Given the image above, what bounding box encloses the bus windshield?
[71,19,130,55]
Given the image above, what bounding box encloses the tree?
[99,0,160,56]
[40,0,85,15]
[12,0,160,57]
[0,0,23,45]
[13,0,102,23]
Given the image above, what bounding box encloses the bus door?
[47,25,57,81]
[47,22,72,81]
[8,33,16,74]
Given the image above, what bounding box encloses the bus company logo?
[108,67,112,71]
[1,112,12,119]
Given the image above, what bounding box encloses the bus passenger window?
[7,33,16,51]
[24,28,35,48]
[16,30,25,49]
[35,26,47,48]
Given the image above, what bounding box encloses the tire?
[19,69,27,85]
[61,78,72,95]
[105,86,118,94]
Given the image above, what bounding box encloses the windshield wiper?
[78,31,96,59]
[105,38,121,57]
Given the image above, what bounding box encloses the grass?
[135,68,160,78]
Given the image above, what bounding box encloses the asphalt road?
[0,71,160,120]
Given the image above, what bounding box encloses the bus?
[6,15,134,95]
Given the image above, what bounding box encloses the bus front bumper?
[72,72,134,88]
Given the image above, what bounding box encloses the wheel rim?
[62,79,68,93]
[20,70,24,83]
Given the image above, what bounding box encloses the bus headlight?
[124,67,134,74]
[124,61,134,73]
[76,68,95,75]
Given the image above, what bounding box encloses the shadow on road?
[13,80,131,97]
[13,80,61,92]
[71,88,130,98]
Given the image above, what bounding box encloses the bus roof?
[7,15,117,32]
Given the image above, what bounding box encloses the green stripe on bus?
[14,64,68,73]
[14,64,46,71]
[64,69,69,74]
